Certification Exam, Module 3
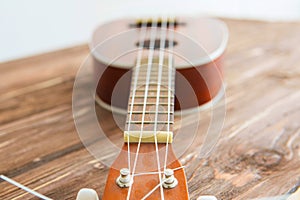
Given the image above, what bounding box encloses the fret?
[131,80,172,85]
[128,110,173,114]
[128,105,175,113]
[129,102,174,106]
[138,70,171,74]
[148,90,170,94]
[138,67,170,71]
[132,74,172,78]
[126,120,173,123]
[134,83,167,87]
[135,83,174,87]
[125,57,175,143]
[132,90,173,96]
[133,75,172,80]
[136,84,174,92]
[135,81,173,85]
[132,75,174,79]
[128,113,173,121]
[136,72,171,75]
[126,121,174,124]
[132,89,173,94]
[130,95,172,98]
[132,72,172,77]
[129,98,173,104]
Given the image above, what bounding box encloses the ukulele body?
[90,17,228,113]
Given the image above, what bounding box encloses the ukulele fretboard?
[124,57,175,143]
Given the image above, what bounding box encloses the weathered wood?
[1,19,300,199]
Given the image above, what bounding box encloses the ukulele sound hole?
[136,39,177,49]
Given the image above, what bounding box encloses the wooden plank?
[1,19,300,199]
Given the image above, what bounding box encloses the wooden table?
[1,19,300,200]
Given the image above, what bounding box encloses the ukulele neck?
[124,57,175,143]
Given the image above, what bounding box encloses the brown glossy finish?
[95,63,131,109]
[175,55,223,110]
[91,17,225,111]
[94,56,223,111]
[102,144,189,200]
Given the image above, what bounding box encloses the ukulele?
[88,16,228,200]
[1,16,299,200]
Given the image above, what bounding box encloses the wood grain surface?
[1,19,300,200]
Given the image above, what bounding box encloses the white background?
[1,0,300,62]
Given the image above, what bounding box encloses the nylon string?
[126,20,148,177]
[163,18,175,172]
[126,19,158,200]
[0,175,52,200]
[149,17,168,200]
